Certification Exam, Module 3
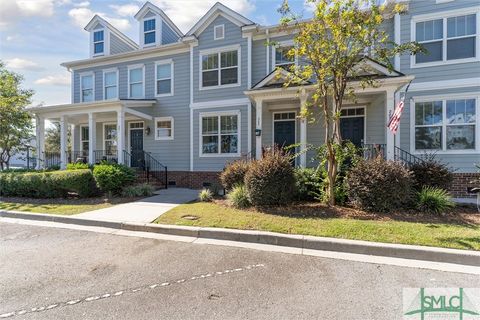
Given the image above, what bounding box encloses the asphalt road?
[1,221,478,320]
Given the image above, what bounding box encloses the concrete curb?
[2,210,480,267]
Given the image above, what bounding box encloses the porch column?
[117,109,125,165]
[385,88,395,160]
[299,93,308,168]
[255,98,263,160]
[60,115,68,169]
[70,124,76,162]
[88,112,96,165]
[35,115,45,169]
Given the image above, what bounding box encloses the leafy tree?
[0,61,34,170]
[278,0,422,205]
[45,121,72,153]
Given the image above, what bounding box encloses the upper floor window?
[214,25,224,40]
[201,47,239,89]
[414,13,477,65]
[128,66,144,98]
[155,60,173,96]
[275,46,295,70]
[414,97,477,152]
[80,73,94,103]
[104,70,118,100]
[144,19,156,45]
[93,30,104,55]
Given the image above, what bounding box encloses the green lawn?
[0,197,135,215]
[155,202,480,251]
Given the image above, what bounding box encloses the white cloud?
[5,34,20,42]
[110,3,140,17]
[147,0,255,33]
[5,58,44,71]
[68,7,131,31]
[35,74,71,86]
[17,0,54,17]
[74,1,89,8]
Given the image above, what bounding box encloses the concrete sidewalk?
[75,188,198,223]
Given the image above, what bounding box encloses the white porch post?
[385,89,396,160]
[70,124,76,161]
[255,98,263,160]
[299,93,308,168]
[88,112,96,165]
[60,115,68,169]
[117,108,125,165]
[35,115,45,169]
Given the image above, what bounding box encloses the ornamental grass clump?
[416,186,455,214]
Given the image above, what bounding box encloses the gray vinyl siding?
[193,15,248,103]
[192,104,249,171]
[252,39,268,86]
[399,0,480,83]
[161,21,179,45]
[110,33,134,55]
[400,86,480,173]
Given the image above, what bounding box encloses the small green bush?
[0,169,97,198]
[347,158,414,212]
[220,160,250,191]
[294,167,324,201]
[92,164,135,194]
[121,184,155,198]
[227,184,251,208]
[198,188,213,202]
[66,163,92,170]
[410,154,453,190]
[244,149,296,206]
[416,187,455,214]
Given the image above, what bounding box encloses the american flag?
[387,83,411,135]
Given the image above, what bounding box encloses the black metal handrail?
[394,146,424,167]
[93,150,118,164]
[144,151,168,189]
[43,151,61,168]
[123,150,167,189]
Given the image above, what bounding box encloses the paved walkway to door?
[76,188,198,223]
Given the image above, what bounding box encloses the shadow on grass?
[437,237,480,250]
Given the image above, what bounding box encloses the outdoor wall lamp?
[255,129,261,136]
[145,127,151,136]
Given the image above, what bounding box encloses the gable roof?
[186,2,254,37]
[252,68,311,90]
[134,1,183,37]
[84,15,139,50]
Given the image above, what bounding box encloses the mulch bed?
[214,199,480,226]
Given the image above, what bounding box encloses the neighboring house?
[29,1,479,196]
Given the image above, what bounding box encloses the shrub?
[220,160,250,191]
[346,158,414,212]
[121,183,155,198]
[416,187,455,214]
[244,149,296,206]
[410,154,453,190]
[92,164,135,194]
[294,167,324,201]
[66,163,92,170]
[198,188,213,202]
[0,169,97,198]
[227,184,251,208]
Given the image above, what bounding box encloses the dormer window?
[93,30,104,55]
[144,19,156,45]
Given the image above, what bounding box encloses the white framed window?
[214,24,224,40]
[128,65,144,99]
[80,125,89,155]
[93,30,104,55]
[274,46,295,69]
[80,72,94,103]
[412,95,479,153]
[103,123,117,156]
[200,111,240,157]
[143,18,156,46]
[411,9,479,68]
[154,117,174,140]
[103,69,118,100]
[155,60,173,97]
[200,45,240,90]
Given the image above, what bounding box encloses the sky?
[0,0,312,107]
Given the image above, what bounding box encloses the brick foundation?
[157,171,221,189]
[449,173,480,198]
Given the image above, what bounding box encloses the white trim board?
[408,78,480,92]
[190,98,250,110]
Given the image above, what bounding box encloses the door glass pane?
[447,125,475,149]
[202,136,218,153]
[447,37,475,60]
[415,127,442,149]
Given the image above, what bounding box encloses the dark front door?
[274,120,296,149]
[130,129,144,167]
[340,117,364,147]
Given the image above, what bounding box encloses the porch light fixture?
[145,126,151,136]
[255,129,261,136]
